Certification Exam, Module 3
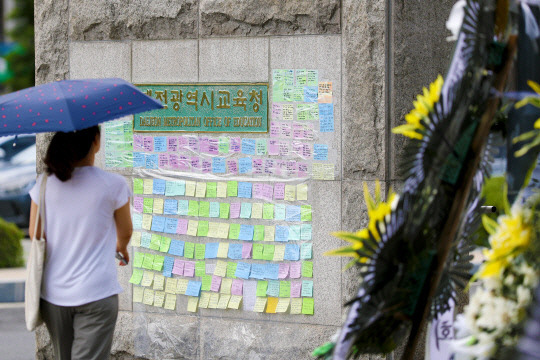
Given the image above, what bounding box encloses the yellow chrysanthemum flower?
[392,75,444,140]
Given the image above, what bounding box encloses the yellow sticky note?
[131,231,142,247]
[164,293,177,310]
[290,298,302,314]
[296,184,308,201]
[133,286,144,303]
[187,297,199,313]
[217,223,230,239]
[199,292,211,308]
[254,297,267,312]
[142,214,152,231]
[195,182,207,198]
[251,203,263,219]
[207,222,219,238]
[153,198,164,214]
[214,260,227,277]
[208,293,219,309]
[185,181,196,196]
[266,297,278,313]
[143,288,154,305]
[284,185,296,201]
[217,294,231,309]
[187,220,198,236]
[165,278,177,294]
[312,163,335,180]
[176,279,189,295]
[228,295,242,309]
[217,182,227,198]
[276,298,290,313]
[273,244,286,261]
[141,271,154,287]
[220,278,232,295]
[153,290,165,307]
[152,274,165,291]
[264,226,275,242]
[217,242,229,258]
[143,179,153,195]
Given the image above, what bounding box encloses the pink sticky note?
[281,122,292,138]
[133,197,143,213]
[210,275,222,292]
[158,153,169,168]
[272,103,282,119]
[227,159,238,174]
[274,183,285,200]
[304,123,315,141]
[230,203,241,219]
[290,262,301,279]
[298,162,309,178]
[286,161,297,177]
[207,138,219,155]
[230,137,241,152]
[290,281,302,297]
[275,160,287,176]
[253,159,263,175]
[178,136,189,150]
[231,279,243,295]
[184,261,195,277]
[172,259,184,276]
[264,159,275,176]
[268,139,279,155]
[279,141,290,156]
[202,159,212,173]
[252,184,264,199]
[176,219,188,234]
[302,144,312,159]
[292,141,303,157]
[270,122,280,137]
[278,263,290,279]
[187,136,199,152]
[190,156,200,171]
[293,123,305,139]
[133,135,143,151]
[242,243,252,259]
[261,184,274,201]
[177,155,190,171]
[167,136,178,152]
[143,136,154,152]
[169,154,179,169]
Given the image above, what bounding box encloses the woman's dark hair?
[44,126,100,181]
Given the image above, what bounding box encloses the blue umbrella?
[0,78,162,136]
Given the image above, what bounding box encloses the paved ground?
[0,304,36,360]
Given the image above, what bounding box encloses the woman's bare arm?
[114,200,132,266]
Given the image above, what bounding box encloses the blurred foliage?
[4,0,34,91]
[0,217,24,268]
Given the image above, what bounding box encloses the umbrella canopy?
[0,78,162,136]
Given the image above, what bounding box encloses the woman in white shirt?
[28,126,132,360]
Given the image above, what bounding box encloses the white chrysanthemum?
[517,285,532,307]
[518,262,539,287]
[446,0,466,41]
[483,276,502,291]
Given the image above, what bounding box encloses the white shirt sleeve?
[113,175,131,210]
[28,173,44,203]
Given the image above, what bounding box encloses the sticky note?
[266,297,279,313]
[187,220,198,236]
[217,223,229,239]
[238,182,252,198]
[256,281,268,297]
[274,183,285,200]
[143,198,153,213]
[274,204,286,221]
[150,216,166,232]
[242,243,252,259]
[229,223,241,239]
[241,138,256,155]
[220,278,233,294]
[143,179,153,194]
[164,293,177,310]
[133,286,144,303]
[186,281,202,297]
[226,262,237,278]
[301,243,313,260]
[184,242,195,258]
[238,225,254,241]
[204,242,219,259]
[141,233,151,248]
[296,184,308,201]
[168,240,184,256]
[149,234,162,250]
[163,218,177,234]
[195,182,206,198]
[195,261,206,277]
[159,237,171,252]
[253,225,264,241]
[240,203,252,219]
[251,203,263,219]
[301,280,314,297]
[209,202,220,218]
[217,294,231,309]
[195,243,206,260]
[278,263,290,280]
[284,244,300,261]
[211,275,222,292]
[141,214,152,230]
[254,297,267,312]
[263,244,275,261]
[263,203,274,220]
[252,244,264,260]
[141,270,154,287]
[235,262,251,279]
[286,206,302,222]
[153,179,166,195]
[300,224,312,240]
[279,281,291,297]
[187,201,199,217]
[131,232,142,247]
[185,181,196,196]
[208,293,219,308]
[263,226,275,242]
[153,274,165,291]
[133,178,144,194]
[166,180,185,196]
[176,279,189,295]
[290,298,302,314]
[217,182,227,198]
[153,255,164,272]
[273,245,286,261]
[284,185,296,201]
[288,225,301,240]
[239,157,252,174]
[302,261,313,278]
[199,292,211,308]
[276,298,290,313]
[212,157,226,173]
[153,198,164,214]
[231,279,243,296]
[129,269,144,285]
[266,281,280,298]
[228,295,242,309]
[302,297,314,315]
[319,103,334,132]
[133,197,144,213]
[313,144,328,161]
[301,205,312,221]
[227,181,238,197]
[219,203,230,219]
[198,201,210,217]
[143,289,154,305]
[184,261,195,277]
[275,226,289,242]
[217,243,229,258]
[133,252,144,268]
[163,256,174,277]
[227,244,242,260]
[163,199,178,215]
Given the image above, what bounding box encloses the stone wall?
[34,1,455,359]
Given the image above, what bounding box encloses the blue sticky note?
[314,144,329,160]
[238,157,252,174]
[165,180,185,196]
[238,225,254,241]
[274,204,286,221]
[240,203,252,219]
[154,136,167,152]
[133,152,145,167]
[303,86,318,103]
[264,264,279,280]
[145,154,159,169]
[235,262,251,279]
[163,256,174,277]
[168,240,185,256]
[132,213,142,229]
[151,216,166,232]
[238,182,252,198]
[288,225,301,241]
[153,179,166,195]
[204,243,219,259]
[286,205,302,222]
[185,281,202,297]
[163,199,178,215]
[164,218,178,234]
[275,226,290,242]
[141,232,151,248]
[209,202,220,218]
[319,103,334,132]
[266,280,280,297]
[250,264,266,279]
[177,200,189,216]
[212,157,226,173]
[241,138,256,155]
[227,244,243,260]
[284,244,300,261]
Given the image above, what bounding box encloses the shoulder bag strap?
[33,174,48,240]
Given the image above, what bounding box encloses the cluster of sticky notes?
[272,69,319,103]
[104,119,133,168]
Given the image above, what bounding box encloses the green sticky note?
[129,268,144,285]
[218,137,229,154]
[188,201,199,217]
[279,281,291,298]
[143,198,154,214]
[201,274,212,291]
[133,178,144,194]
[229,223,241,239]
[226,262,237,279]
[184,242,195,259]
[272,82,285,102]
[253,225,264,241]
[198,201,210,217]
[293,85,304,102]
[195,261,206,277]
[133,252,144,268]
[263,244,275,261]
[301,205,312,221]
[227,181,238,197]
[197,221,209,237]
[283,85,294,102]
[253,244,264,260]
[195,243,206,260]
[219,203,230,219]
[142,253,155,270]
[302,297,314,315]
[256,281,268,297]
[256,138,267,155]
[302,261,313,278]
[153,255,164,271]
[206,182,217,198]
[150,234,161,251]
[159,237,171,253]
[263,203,274,220]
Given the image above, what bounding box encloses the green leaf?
[482,215,499,235]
